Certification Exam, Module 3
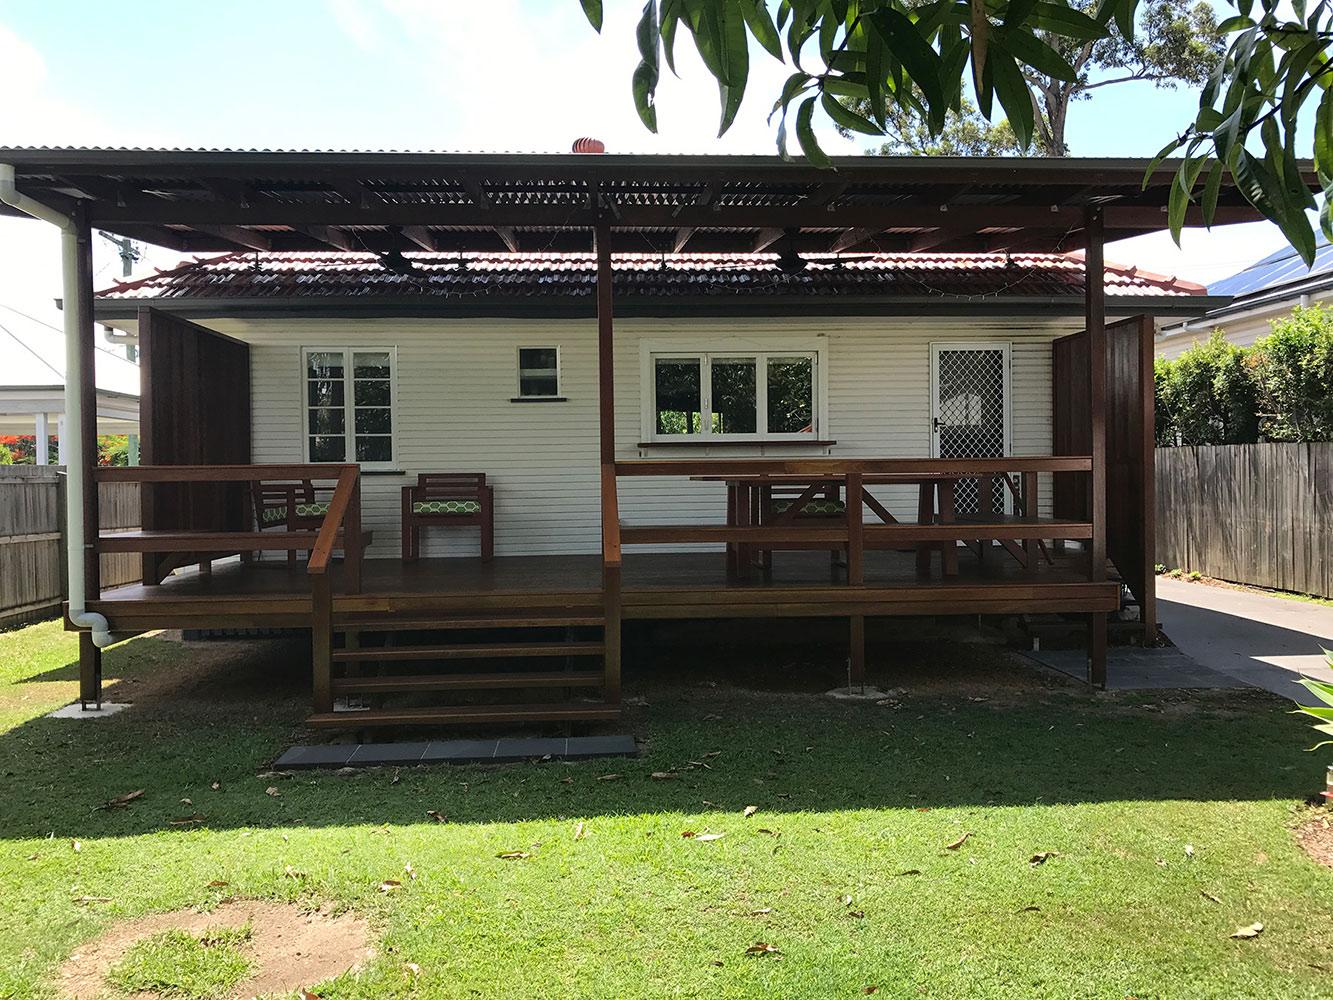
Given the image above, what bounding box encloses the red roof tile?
[97,251,1208,303]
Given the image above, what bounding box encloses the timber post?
[595,221,623,706]
[1084,206,1109,686]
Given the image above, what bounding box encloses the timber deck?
[88,549,1120,632]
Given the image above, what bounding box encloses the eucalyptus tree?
[578,0,1332,264]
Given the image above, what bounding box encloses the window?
[304,347,396,466]
[648,350,819,440]
[516,346,561,399]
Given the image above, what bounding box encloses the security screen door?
[929,344,1011,515]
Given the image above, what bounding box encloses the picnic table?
[690,472,965,580]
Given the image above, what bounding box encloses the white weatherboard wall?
[207,315,1084,559]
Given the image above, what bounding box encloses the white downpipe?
[0,164,115,646]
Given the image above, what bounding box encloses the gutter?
[0,164,122,649]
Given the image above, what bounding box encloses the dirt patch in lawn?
[56,899,372,999]
[1296,812,1333,870]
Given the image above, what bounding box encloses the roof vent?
[571,137,606,154]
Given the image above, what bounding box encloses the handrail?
[95,463,359,484]
[307,466,359,577]
[600,461,622,569]
[614,456,1092,477]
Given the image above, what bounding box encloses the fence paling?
[0,468,141,625]
[1155,443,1332,598]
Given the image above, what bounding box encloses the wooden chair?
[251,480,328,565]
[401,473,494,561]
[755,479,848,577]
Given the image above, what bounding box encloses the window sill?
[510,396,569,403]
[636,439,837,448]
[360,468,407,476]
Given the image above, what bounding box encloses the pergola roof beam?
[193,224,272,252]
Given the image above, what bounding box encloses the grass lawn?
[1,618,1332,998]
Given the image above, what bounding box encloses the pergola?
[0,147,1318,712]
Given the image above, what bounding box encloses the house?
[0,302,139,462]
[0,148,1303,730]
[1156,232,1333,359]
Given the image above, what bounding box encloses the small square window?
[517,347,560,398]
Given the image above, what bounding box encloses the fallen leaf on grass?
[893,869,922,877]
[404,862,416,880]
[99,789,144,811]
[748,907,772,916]
[649,771,677,781]
[840,894,854,907]
[1200,890,1222,904]
[573,821,586,841]
[863,988,880,996]
[847,910,865,919]
[404,962,421,977]
[560,776,573,784]
[256,770,292,781]
[596,773,622,782]
[682,831,725,842]
[756,828,781,838]
[168,814,206,827]
[283,866,307,881]
[1018,905,1041,913]
[71,840,81,853]
[497,851,531,860]
[945,832,973,850]
[378,879,403,893]
[179,798,193,806]
[1230,922,1264,940]
[265,787,281,798]
[746,942,781,957]
[301,992,321,1000]
[72,896,112,905]
[426,810,446,823]
[1029,851,1058,867]
[743,805,759,818]
[210,781,221,790]
[207,880,229,888]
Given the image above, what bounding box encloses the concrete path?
[1157,577,1333,703]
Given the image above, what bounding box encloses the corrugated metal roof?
[97,251,1206,303]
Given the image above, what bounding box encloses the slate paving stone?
[276,735,638,769]
[422,739,502,762]
[494,737,568,761]
[566,734,637,758]
[349,742,431,765]
[273,744,355,769]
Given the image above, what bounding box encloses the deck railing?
[612,456,1098,585]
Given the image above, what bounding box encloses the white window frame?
[301,346,399,470]
[639,339,828,443]
[515,345,562,399]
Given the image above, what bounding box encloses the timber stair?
[311,604,619,729]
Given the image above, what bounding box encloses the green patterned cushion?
[260,507,287,525]
[413,499,481,515]
[772,498,846,516]
[296,502,330,518]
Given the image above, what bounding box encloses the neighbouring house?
[0,302,139,462]
[0,148,1300,731]
[1156,232,1333,359]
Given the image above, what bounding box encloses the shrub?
[1250,304,1333,442]
[1155,331,1260,445]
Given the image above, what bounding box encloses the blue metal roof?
[1208,231,1333,297]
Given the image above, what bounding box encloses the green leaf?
[795,94,832,168]
[1200,160,1224,227]
[661,0,681,74]
[1028,2,1107,41]
[821,92,881,135]
[988,49,1034,148]
[867,8,946,127]
[1299,675,1333,709]
[739,0,784,60]
[1315,88,1333,185]
[716,3,750,135]
[632,0,661,133]
[1003,0,1040,28]
[994,26,1078,82]
[579,0,603,32]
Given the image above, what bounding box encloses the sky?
[0,0,1312,328]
